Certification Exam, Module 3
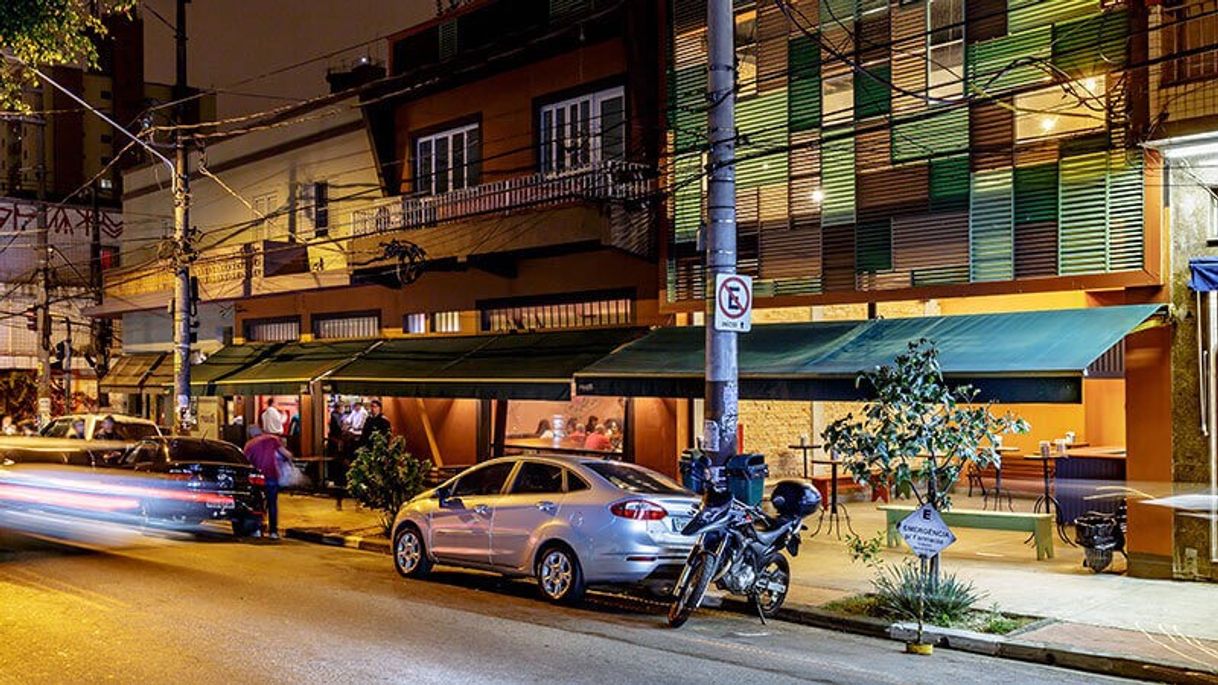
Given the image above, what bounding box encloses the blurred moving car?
[0,436,265,537]
[391,455,700,603]
[40,413,162,441]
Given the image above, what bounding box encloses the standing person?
[243,426,293,540]
[260,398,285,436]
[327,403,345,458]
[360,399,391,448]
[347,401,368,439]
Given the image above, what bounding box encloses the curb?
[285,527,390,555]
[286,528,1218,685]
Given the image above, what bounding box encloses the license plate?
[670,516,690,532]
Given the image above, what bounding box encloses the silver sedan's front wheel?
[536,545,585,604]
[393,526,432,578]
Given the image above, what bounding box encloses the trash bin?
[679,448,710,494]
[725,453,768,506]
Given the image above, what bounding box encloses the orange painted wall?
[632,397,679,478]
[1084,378,1126,447]
[381,397,480,467]
[394,39,628,192]
[1124,326,1174,558]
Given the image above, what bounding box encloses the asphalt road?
[0,515,1132,685]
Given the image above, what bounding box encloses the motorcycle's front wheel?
[754,553,790,618]
[668,551,716,628]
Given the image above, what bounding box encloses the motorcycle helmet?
[771,480,821,518]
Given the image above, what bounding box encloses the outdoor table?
[786,442,822,479]
[1023,453,1074,545]
[981,446,1018,512]
[807,458,856,539]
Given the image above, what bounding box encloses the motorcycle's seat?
[753,521,791,547]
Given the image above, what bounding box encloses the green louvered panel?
[773,277,823,296]
[789,35,821,132]
[671,65,706,154]
[821,0,857,28]
[438,21,459,60]
[1058,152,1109,274]
[1108,150,1144,271]
[1014,164,1058,224]
[930,155,970,212]
[856,220,892,273]
[1008,0,1098,34]
[736,89,789,189]
[673,153,703,242]
[970,168,1015,282]
[966,26,1051,95]
[891,107,970,162]
[855,64,891,119]
[666,259,678,302]
[1052,10,1128,78]
[821,134,856,227]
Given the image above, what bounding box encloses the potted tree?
[822,339,1027,654]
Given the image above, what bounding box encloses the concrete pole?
[704,0,738,469]
[35,115,51,427]
[172,0,192,432]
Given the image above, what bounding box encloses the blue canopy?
[1190,257,1218,293]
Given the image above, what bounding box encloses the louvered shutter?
[970,167,1015,282]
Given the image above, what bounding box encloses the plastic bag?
[277,457,309,489]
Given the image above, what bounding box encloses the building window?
[415,123,480,195]
[99,245,120,270]
[1014,78,1107,140]
[736,10,759,97]
[244,316,301,342]
[1165,0,1218,84]
[480,293,633,332]
[312,310,380,339]
[927,0,964,100]
[432,310,462,333]
[312,181,329,237]
[822,73,854,125]
[403,312,428,334]
[539,85,626,174]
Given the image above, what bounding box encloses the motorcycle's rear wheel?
[754,553,790,618]
[668,551,716,628]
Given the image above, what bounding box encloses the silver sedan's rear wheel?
[394,525,432,578]
[537,545,585,604]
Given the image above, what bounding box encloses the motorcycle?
[667,479,820,628]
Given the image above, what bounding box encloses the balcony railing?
[350,160,652,237]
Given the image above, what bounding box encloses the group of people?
[535,415,622,452]
[325,399,392,484]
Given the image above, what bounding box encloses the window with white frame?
[481,295,633,332]
[432,310,461,333]
[415,123,480,195]
[403,312,427,334]
[539,85,625,174]
[927,0,964,101]
[245,316,300,342]
[312,310,380,339]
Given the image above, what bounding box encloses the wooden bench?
[877,505,1055,561]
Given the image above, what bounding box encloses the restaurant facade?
[96,0,1218,582]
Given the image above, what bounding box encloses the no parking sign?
[713,273,752,333]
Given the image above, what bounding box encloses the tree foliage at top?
[0,1,135,111]
[821,339,1029,512]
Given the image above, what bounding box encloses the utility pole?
[90,180,108,408]
[703,0,739,469]
[172,0,193,432]
[35,114,52,427]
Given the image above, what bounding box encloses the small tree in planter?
[347,432,431,535]
[822,339,1028,578]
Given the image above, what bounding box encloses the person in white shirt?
[260,398,285,435]
[346,401,369,438]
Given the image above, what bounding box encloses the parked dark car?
[0,436,265,537]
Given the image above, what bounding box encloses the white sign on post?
[897,504,957,559]
[713,273,752,333]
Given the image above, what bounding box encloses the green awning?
[323,328,647,401]
[188,343,282,395]
[574,305,1164,403]
[99,352,168,393]
[193,340,380,396]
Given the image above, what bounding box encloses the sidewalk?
[280,493,1218,681]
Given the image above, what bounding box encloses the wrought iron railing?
[349,160,652,237]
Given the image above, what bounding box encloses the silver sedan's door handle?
[536,500,557,514]
[473,504,491,517]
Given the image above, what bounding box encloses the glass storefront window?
[503,396,627,455]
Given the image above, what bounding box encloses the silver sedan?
[391,455,700,603]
